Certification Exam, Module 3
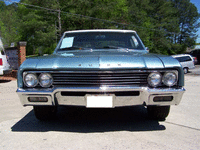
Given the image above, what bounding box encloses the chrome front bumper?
[17,86,185,107]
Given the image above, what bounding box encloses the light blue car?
[17,29,185,121]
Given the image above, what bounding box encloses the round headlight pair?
[24,73,53,87]
[147,72,177,87]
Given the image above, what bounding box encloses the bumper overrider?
[17,86,185,108]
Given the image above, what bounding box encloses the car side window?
[175,56,191,62]
[185,56,192,61]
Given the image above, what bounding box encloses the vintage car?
[17,29,185,121]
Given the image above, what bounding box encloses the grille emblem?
[78,64,122,67]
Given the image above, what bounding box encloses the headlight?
[24,73,38,87]
[39,73,53,87]
[147,72,162,87]
[162,72,177,87]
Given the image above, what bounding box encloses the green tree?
[127,0,155,50]
[146,0,180,54]
[170,0,200,53]
[0,1,21,47]
[18,0,58,55]
[2,0,198,55]
[17,0,131,55]
[59,0,129,31]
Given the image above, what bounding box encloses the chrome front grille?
[51,70,149,87]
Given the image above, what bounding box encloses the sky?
[4,0,200,44]
[190,0,200,44]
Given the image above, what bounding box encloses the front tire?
[33,106,57,121]
[147,106,170,121]
[183,67,188,74]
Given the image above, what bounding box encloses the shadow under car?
[11,106,166,133]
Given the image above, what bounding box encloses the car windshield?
[56,31,145,52]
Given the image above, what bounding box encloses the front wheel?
[33,106,57,121]
[147,106,170,121]
[183,67,188,74]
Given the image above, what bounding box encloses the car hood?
[20,50,181,70]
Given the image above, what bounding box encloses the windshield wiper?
[103,45,119,49]
[103,45,129,51]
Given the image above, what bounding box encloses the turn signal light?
[153,96,173,102]
[28,97,48,102]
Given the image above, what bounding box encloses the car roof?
[64,29,136,34]
[172,54,192,58]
